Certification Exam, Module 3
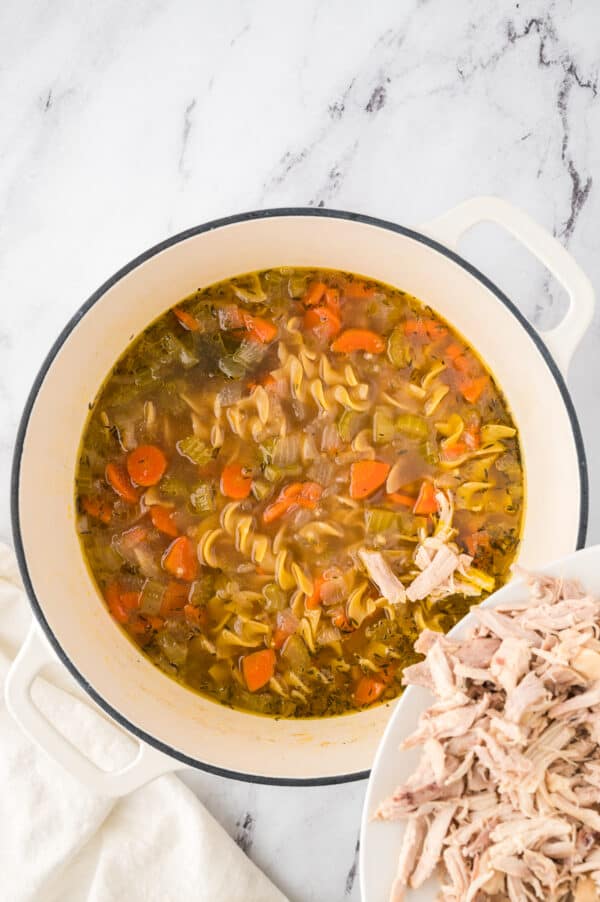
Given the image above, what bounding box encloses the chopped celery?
[232,339,265,369]
[230,273,266,303]
[387,327,410,367]
[189,574,215,606]
[264,464,302,482]
[177,435,213,465]
[189,483,215,513]
[258,439,275,465]
[218,356,246,379]
[139,579,165,615]
[252,479,271,501]
[396,413,428,440]
[288,274,309,298]
[263,583,287,611]
[373,409,395,444]
[365,508,397,533]
[338,410,363,442]
[160,475,189,497]
[420,440,439,464]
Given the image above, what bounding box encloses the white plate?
[359,544,600,902]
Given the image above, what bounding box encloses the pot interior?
[15,213,584,780]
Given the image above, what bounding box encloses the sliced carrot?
[105,583,139,624]
[387,492,417,508]
[404,318,448,340]
[354,675,386,706]
[150,505,179,537]
[445,343,471,373]
[262,498,290,525]
[263,482,322,524]
[160,580,190,615]
[303,306,342,341]
[465,530,490,558]
[350,460,390,499]
[218,304,245,330]
[306,575,325,610]
[343,281,377,301]
[331,329,386,355]
[331,609,354,631]
[162,536,198,581]
[173,306,200,331]
[81,495,113,524]
[323,287,340,314]
[220,463,252,499]
[184,603,208,626]
[413,480,439,515]
[127,445,167,487]
[242,312,277,343]
[441,441,468,461]
[242,648,276,692]
[148,615,165,631]
[303,281,328,307]
[463,424,481,450]
[273,628,291,650]
[120,525,148,549]
[106,461,139,504]
[459,375,488,404]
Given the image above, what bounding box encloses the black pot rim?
[11,206,589,787]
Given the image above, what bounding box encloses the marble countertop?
[2,1,600,899]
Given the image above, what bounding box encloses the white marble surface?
[2,1,600,899]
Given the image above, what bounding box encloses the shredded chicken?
[375,573,600,901]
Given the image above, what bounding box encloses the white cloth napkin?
[0,543,288,902]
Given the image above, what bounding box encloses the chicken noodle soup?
[76,268,524,716]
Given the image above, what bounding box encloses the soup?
[75,268,524,717]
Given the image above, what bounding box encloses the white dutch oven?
[6,197,593,796]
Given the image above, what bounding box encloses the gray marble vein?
[2,1,600,900]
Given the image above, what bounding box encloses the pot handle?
[422,196,594,376]
[4,623,180,797]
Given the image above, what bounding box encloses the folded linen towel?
[0,543,288,902]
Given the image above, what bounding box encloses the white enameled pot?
[6,197,594,796]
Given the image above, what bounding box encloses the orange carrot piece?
[160,580,190,615]
[413,481,439,515]
[465,530,490,558]
[441,441,468,461]
[323,287,341,313]
[106,461,139,504]
[242,312,277,343]
[354,675,386,706]
[220,463,252,499]
[463,424,481,450]
[183,604,208,626]
[273,628,290,650]
[127,445,167,487]
[262,498,290,525]
[332,609,355,632]
[350,460,390,499]
[105,583,139,624]
[263,482,322,524]
[459,375,488,404]
[162,536,198,581]
[120,525,148,549]
[387,492,417,508]
[242,649,276,692]
[150,505,179,538]
[303,306,341,341]
[148,615,165,631]
[303,281,328,307]
[331,329,386,354]
[82,495,113,524]
[343,281,376,301]
[173,306,200,331]
[306,575,325,610]
[404,318,448,340]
